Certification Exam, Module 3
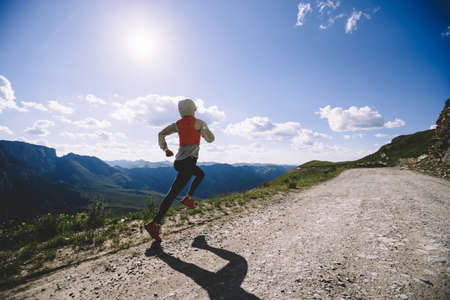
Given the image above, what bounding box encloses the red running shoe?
[145,221,162,241]
[181,196,196,209]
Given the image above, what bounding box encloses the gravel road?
[4,168,450,299]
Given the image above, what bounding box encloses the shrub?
[141,197,158,221]
[147,197,157,213]
[87,196,105,229]
[18,243,36,261]
[74,212,88,231]
[43,234,67,249]
[0,261,20,282]
[36,213,58,241]
[93,233,106,247]
[73,230,94,249]
[188,207,202,215]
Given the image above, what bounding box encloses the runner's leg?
[188,165,204,197]
[153,160,193,224]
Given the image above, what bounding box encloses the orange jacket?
[176,116,201,146]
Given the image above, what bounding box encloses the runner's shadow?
[145,235,260,300]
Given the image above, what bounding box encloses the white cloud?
[318,105,383,131]
[384,118,405,128]
[0,76,15,110]
[318,105,405,132]
[85,94,106,105]
[0,75,27,113]
[71,117,111,129]
[309,142,343,153]
[430,124,437,130]
[48,100,74,114]
[60,132,86,139]
[111,95,225,127]
[362,12,372,20]
[57,116,111,129]
[345,11,362,33]
[16,136,50,147]
[57,116,73,124]
[201,140,370,165]
[24,120,55,136]
[21,101,48,111]
[60,130,125,141]
[296,2,313,27]
[345,10,373,34]
[292,128,332,147]
[331,13,346,23]
[295,3,377,33]
[225,117,301,141]
[441,26,450,38]
[202,142,278,164]
[374,133,388,138]
[194,99,226,125]
[291,133,346,153]
[317,0,340,14]
[320,13,345,30]
[95,131,125,141]
[203,142,266,156]
[342,133,366,139]
[292,131,314,146]
[0,125,13,135]
[225,116,332,154]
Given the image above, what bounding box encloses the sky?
[0,0,449,165]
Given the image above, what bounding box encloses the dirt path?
[4,168,450,299]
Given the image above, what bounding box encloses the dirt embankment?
[3,168,450,299]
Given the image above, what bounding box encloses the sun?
[122,25,165,63]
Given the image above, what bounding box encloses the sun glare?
[122,25,165,63]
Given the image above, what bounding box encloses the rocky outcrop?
[404,99,450,179]
[429,99,450,162]
[356,151,389,168]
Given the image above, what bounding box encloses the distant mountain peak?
[0,140,57,174]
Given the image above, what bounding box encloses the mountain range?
[0,141,294,220]
[106,159,295,169]
[115,162,293,198]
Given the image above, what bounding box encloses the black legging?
[154,156,204,224]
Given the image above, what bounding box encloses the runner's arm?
[158,123,178,151]
[195,120,215,143]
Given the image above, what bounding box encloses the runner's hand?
[165,149,174,157]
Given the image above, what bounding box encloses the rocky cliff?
[429,99,450,162]
[409,99,450,179]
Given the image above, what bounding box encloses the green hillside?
[270,129,436,189]
[295,129,435,170]
[356,129,434,167]
[300,160,352,168]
